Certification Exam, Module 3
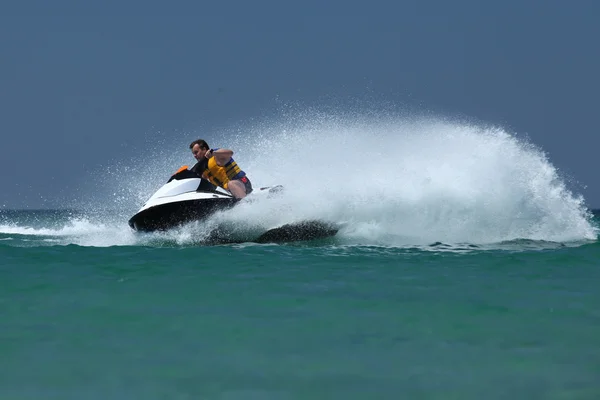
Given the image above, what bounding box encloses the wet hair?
[189,139,209,150]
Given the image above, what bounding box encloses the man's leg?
[227,180,247,199]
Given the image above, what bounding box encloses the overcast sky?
[1,0,599,208]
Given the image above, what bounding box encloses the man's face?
[191,144,208,162]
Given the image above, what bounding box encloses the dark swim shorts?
[237,176,253,195]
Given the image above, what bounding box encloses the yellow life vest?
[203,156,244,190]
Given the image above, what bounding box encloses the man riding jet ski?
[128,139,337,243]
[188,139,252,199]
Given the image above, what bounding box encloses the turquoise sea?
[1,207,599,400]
[2,117,600,399]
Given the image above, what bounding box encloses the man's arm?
[210,148,234,166]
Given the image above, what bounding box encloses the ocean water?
[2,113,600,399]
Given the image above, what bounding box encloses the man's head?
[189,139,209,162]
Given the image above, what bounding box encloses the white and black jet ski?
[128,166,282,232]
[128,166,339,243]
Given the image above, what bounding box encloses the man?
[189,139,253,199]
[189,139,210,177]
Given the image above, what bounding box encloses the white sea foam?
[3,106,596,248]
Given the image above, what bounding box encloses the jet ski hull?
[128,197,238,232]
[128,170,238,232]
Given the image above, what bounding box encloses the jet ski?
[128,166,283,232]
[128,166,339,243]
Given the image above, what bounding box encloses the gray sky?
[1,0,599,208]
